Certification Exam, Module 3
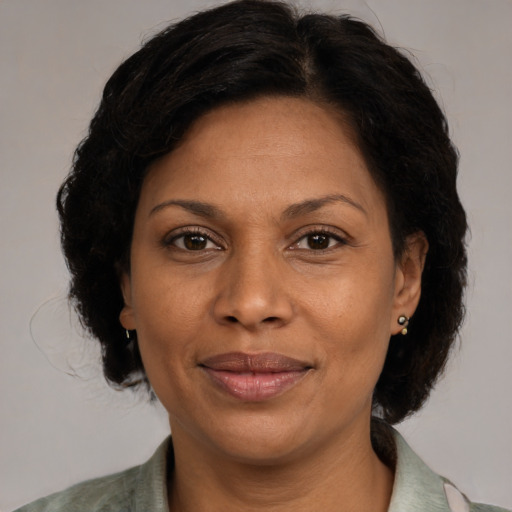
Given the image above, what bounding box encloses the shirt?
[14,428,510,512]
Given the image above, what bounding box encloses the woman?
[13,1,510,511]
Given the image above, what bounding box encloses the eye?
[293,231,345,251]
[167,229,221,251]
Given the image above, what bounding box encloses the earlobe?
[119,273,136,330]
[391,232,429,335]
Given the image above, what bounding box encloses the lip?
[199,352,313,402]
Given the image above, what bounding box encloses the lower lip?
[202,368,309,401]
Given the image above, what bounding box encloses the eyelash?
[163,226,348,252]
[164,227,223,251]
[290,228,348,252]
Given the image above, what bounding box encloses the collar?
[387,427,467,511]
[133,428,471,512]
[132,436,171,512]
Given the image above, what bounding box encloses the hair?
[57,0,467,424]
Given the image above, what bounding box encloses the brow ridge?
[150,194,365,221]
[149,199,223,219]
[281,194,366,219]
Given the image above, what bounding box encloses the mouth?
[199,352,313,402]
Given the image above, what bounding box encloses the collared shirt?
[14,429,510,512]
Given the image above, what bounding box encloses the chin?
[215,431,311,466]
[195,406,345,467]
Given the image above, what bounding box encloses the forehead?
[140,96,384,219]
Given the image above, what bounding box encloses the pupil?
[308,234,329,250]
[184,234,207,250]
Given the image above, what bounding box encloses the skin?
[120,96,427,512]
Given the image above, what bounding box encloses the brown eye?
[170,231,220,251]
[292,230,345,251]
[183,234,208,250]
[307,234,330,250]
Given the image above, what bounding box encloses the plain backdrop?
[1,0,511,510]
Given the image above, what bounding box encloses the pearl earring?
[398,315,409,335]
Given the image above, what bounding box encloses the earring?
[398,315,409,335]
[125,329,135,344]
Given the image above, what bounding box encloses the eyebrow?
[149,193,366,220]
[149,199,224,219]
[281,194,367,220]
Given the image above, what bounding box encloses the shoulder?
[380,424,511,512]
[444,481,510,512]
[13,437,171,512]
[13,466,139,512]
[471,503,511,512]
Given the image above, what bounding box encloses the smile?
[199,352,313,402]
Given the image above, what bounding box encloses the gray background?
[1,0,511,510]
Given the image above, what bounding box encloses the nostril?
[223,315,279,324]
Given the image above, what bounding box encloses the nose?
[212,249,294,330]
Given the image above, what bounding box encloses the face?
[120,97,424,464]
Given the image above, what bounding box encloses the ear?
[390,232,429,335]
[119,272,136,330]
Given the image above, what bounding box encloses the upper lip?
[199,352,312,373]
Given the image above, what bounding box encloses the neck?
[167,419,394,512]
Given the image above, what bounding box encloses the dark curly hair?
[57,0,467,424]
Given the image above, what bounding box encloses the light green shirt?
[15,429,510,512]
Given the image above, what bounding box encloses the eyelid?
[288,225,350,250]
[163,226,225,250]
[162,224,349,252]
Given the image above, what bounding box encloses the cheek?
[131,269,211,376]
[311,269,394,339]
[134,261,205,328]
[133,285,203,410]
[305,259,395,378]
